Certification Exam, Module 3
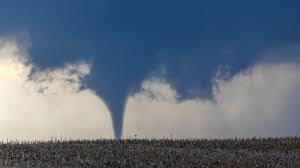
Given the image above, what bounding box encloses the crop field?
[0,137,299,168]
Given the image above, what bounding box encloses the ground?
[0,137,299,167]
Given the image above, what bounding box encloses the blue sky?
[0,1,300,139]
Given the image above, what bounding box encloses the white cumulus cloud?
[124,63,300,139]
[0,39,113,141]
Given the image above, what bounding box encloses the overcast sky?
[0,1,300,140]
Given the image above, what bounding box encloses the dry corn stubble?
[0,137,299,168]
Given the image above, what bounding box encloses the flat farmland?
[0,137,299,168]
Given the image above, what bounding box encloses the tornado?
[103,94,127,139]
[86,55,159,139]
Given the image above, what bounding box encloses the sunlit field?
[0,137,299,168]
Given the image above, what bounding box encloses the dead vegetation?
[0,137,299,167]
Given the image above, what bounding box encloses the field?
[0,137,299,168]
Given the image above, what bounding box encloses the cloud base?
[0,38,300,140]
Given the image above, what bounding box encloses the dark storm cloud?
[0,0,300,138]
